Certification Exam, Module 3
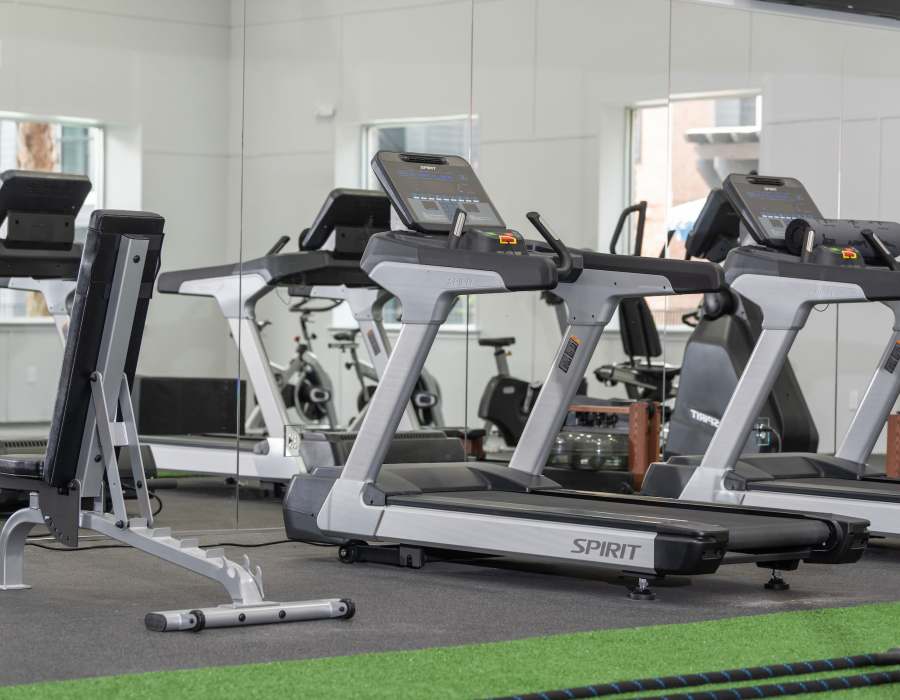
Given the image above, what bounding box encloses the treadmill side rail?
[375,505,660,573]
[836,301,900,465]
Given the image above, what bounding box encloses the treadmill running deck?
[387,488,831,551]
[748,476,900,503]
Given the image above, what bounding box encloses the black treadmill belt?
[748,477,900,504]
[386,490,830,551]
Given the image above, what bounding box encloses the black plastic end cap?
[144,613,168,632]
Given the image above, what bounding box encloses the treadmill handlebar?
[447,208,467,250]
[784,216,900,266]
[861,229,900,271]
[526,211,573,280]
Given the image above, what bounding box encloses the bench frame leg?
[0,497,43,590]
[0,372,355,631]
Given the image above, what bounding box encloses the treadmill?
[144,188,462,482]
[0,170,89,439]
[285,151,867,596]
[643,174,900,536]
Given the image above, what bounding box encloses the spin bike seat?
[333,330,359,342]
[478,337,515,348]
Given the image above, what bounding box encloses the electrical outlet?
[848,389,860,411]
[26,366,37,384]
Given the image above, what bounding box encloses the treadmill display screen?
[374,153,504,232]
[725,175,822,247]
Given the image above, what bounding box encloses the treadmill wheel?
[338,542,360,564]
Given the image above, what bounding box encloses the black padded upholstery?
[0,241,83,279]
[0,455,43,478]
[40,210,165,488]
[478,337,515,348]
[332,330,359,342]
[619,298,661,359]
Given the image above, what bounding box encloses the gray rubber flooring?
[0,476,898,687]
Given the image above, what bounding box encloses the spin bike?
[329,326,444,429]
[245,238,340,431]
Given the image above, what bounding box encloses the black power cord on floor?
[25,538,327,553]
[490,650,900,700]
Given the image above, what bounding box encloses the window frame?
[625,90,762,333]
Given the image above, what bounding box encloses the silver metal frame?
[835,300,900,465]
[2,277,74,342]
[314,260,661,572]
[509,269,676,476]
[145,274,408,480]
[676,273,900,533]
[0,236,351,631]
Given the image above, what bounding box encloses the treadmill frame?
[144,271,410,481]
[314,256,860,574]
[675,273,900,534]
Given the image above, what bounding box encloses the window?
[0,117,103,320]
[629,93,760,327]
[360,115,478,330]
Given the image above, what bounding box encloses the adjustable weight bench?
[0,209,354,631]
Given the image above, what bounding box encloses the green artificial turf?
[2,602,898,699]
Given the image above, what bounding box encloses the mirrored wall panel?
[0,1,242,531]
[467,0,672,493]
[235,0,476,523]
[229,0,900,534]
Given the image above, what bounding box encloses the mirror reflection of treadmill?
[138,189,464,484]
[283,153,867,597]
[644,173,900,537]
[0,171,89,492]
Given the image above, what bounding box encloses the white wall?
[471,0,671,411]
[235,0,672,426]
[236,0,477,425]
[6,0,897,447]
[0,0,241,425]
[670,0,900,452]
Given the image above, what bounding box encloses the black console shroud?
[372,151,505,234]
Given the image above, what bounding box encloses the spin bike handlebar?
[266,235,291,256]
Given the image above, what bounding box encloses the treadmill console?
[0,170,91,250]
[299,188,390,258]
[371,151,528,254]
[687,188,742,263]
[723,174,822,250]
[717,173,900,265]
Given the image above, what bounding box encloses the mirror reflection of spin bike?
[246,238,340,432]
[329,326,444,429]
